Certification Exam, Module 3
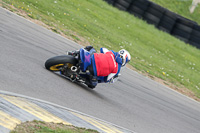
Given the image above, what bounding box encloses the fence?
[104,0,200,49]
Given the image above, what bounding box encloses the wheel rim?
[49,64,64,71]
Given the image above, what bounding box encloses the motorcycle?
[45,46,98,89]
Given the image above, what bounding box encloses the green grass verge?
[150,0,200,24]
[10,120,99,133]
[1,0,200,99]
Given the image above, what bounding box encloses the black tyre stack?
[189,25,200,48]
[158,10,177,33]
[128,0,149,18]
[104,0,116,5]
[113,0,133,11]
[171,17,197,43]
[104,0,200,49]
[143,2,165,26]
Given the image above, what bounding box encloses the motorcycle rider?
[82,46,131,88]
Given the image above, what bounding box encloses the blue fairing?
[80,48,91,72]
[91,54,97,76]
[80,48,96,72]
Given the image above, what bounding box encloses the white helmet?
[119,49,131,66]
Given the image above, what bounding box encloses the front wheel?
[45,55,78,71]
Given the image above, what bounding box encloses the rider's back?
[93,51,119,77]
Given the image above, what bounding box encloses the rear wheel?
[45,55,78,71]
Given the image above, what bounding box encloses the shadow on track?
[44,67,107,100]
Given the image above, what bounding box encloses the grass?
[1,0,200,99]
[10,120,99,133]
[150,0,200,24]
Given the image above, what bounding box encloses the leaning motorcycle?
[45,47,98,89]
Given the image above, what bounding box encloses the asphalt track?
[1,7,200,133]
[0,91,133,133]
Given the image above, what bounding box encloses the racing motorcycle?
[45,46,98,89]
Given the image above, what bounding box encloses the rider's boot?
[86,75,97,89]
[90,75,98,86]
[84,46,93,51]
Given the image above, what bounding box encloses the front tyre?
[45,55,78,71]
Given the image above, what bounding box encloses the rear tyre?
[45,55,78,71]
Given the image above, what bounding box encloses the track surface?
[1,8,200,133]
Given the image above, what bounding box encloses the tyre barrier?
[104,0,116,5]
[171,17,197,43]
[189,25,200,48]
[158,9,177,33]
[143,2,165,26]
[104,0,200,49]
[114,0,133,10]
[128,0,149,18]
